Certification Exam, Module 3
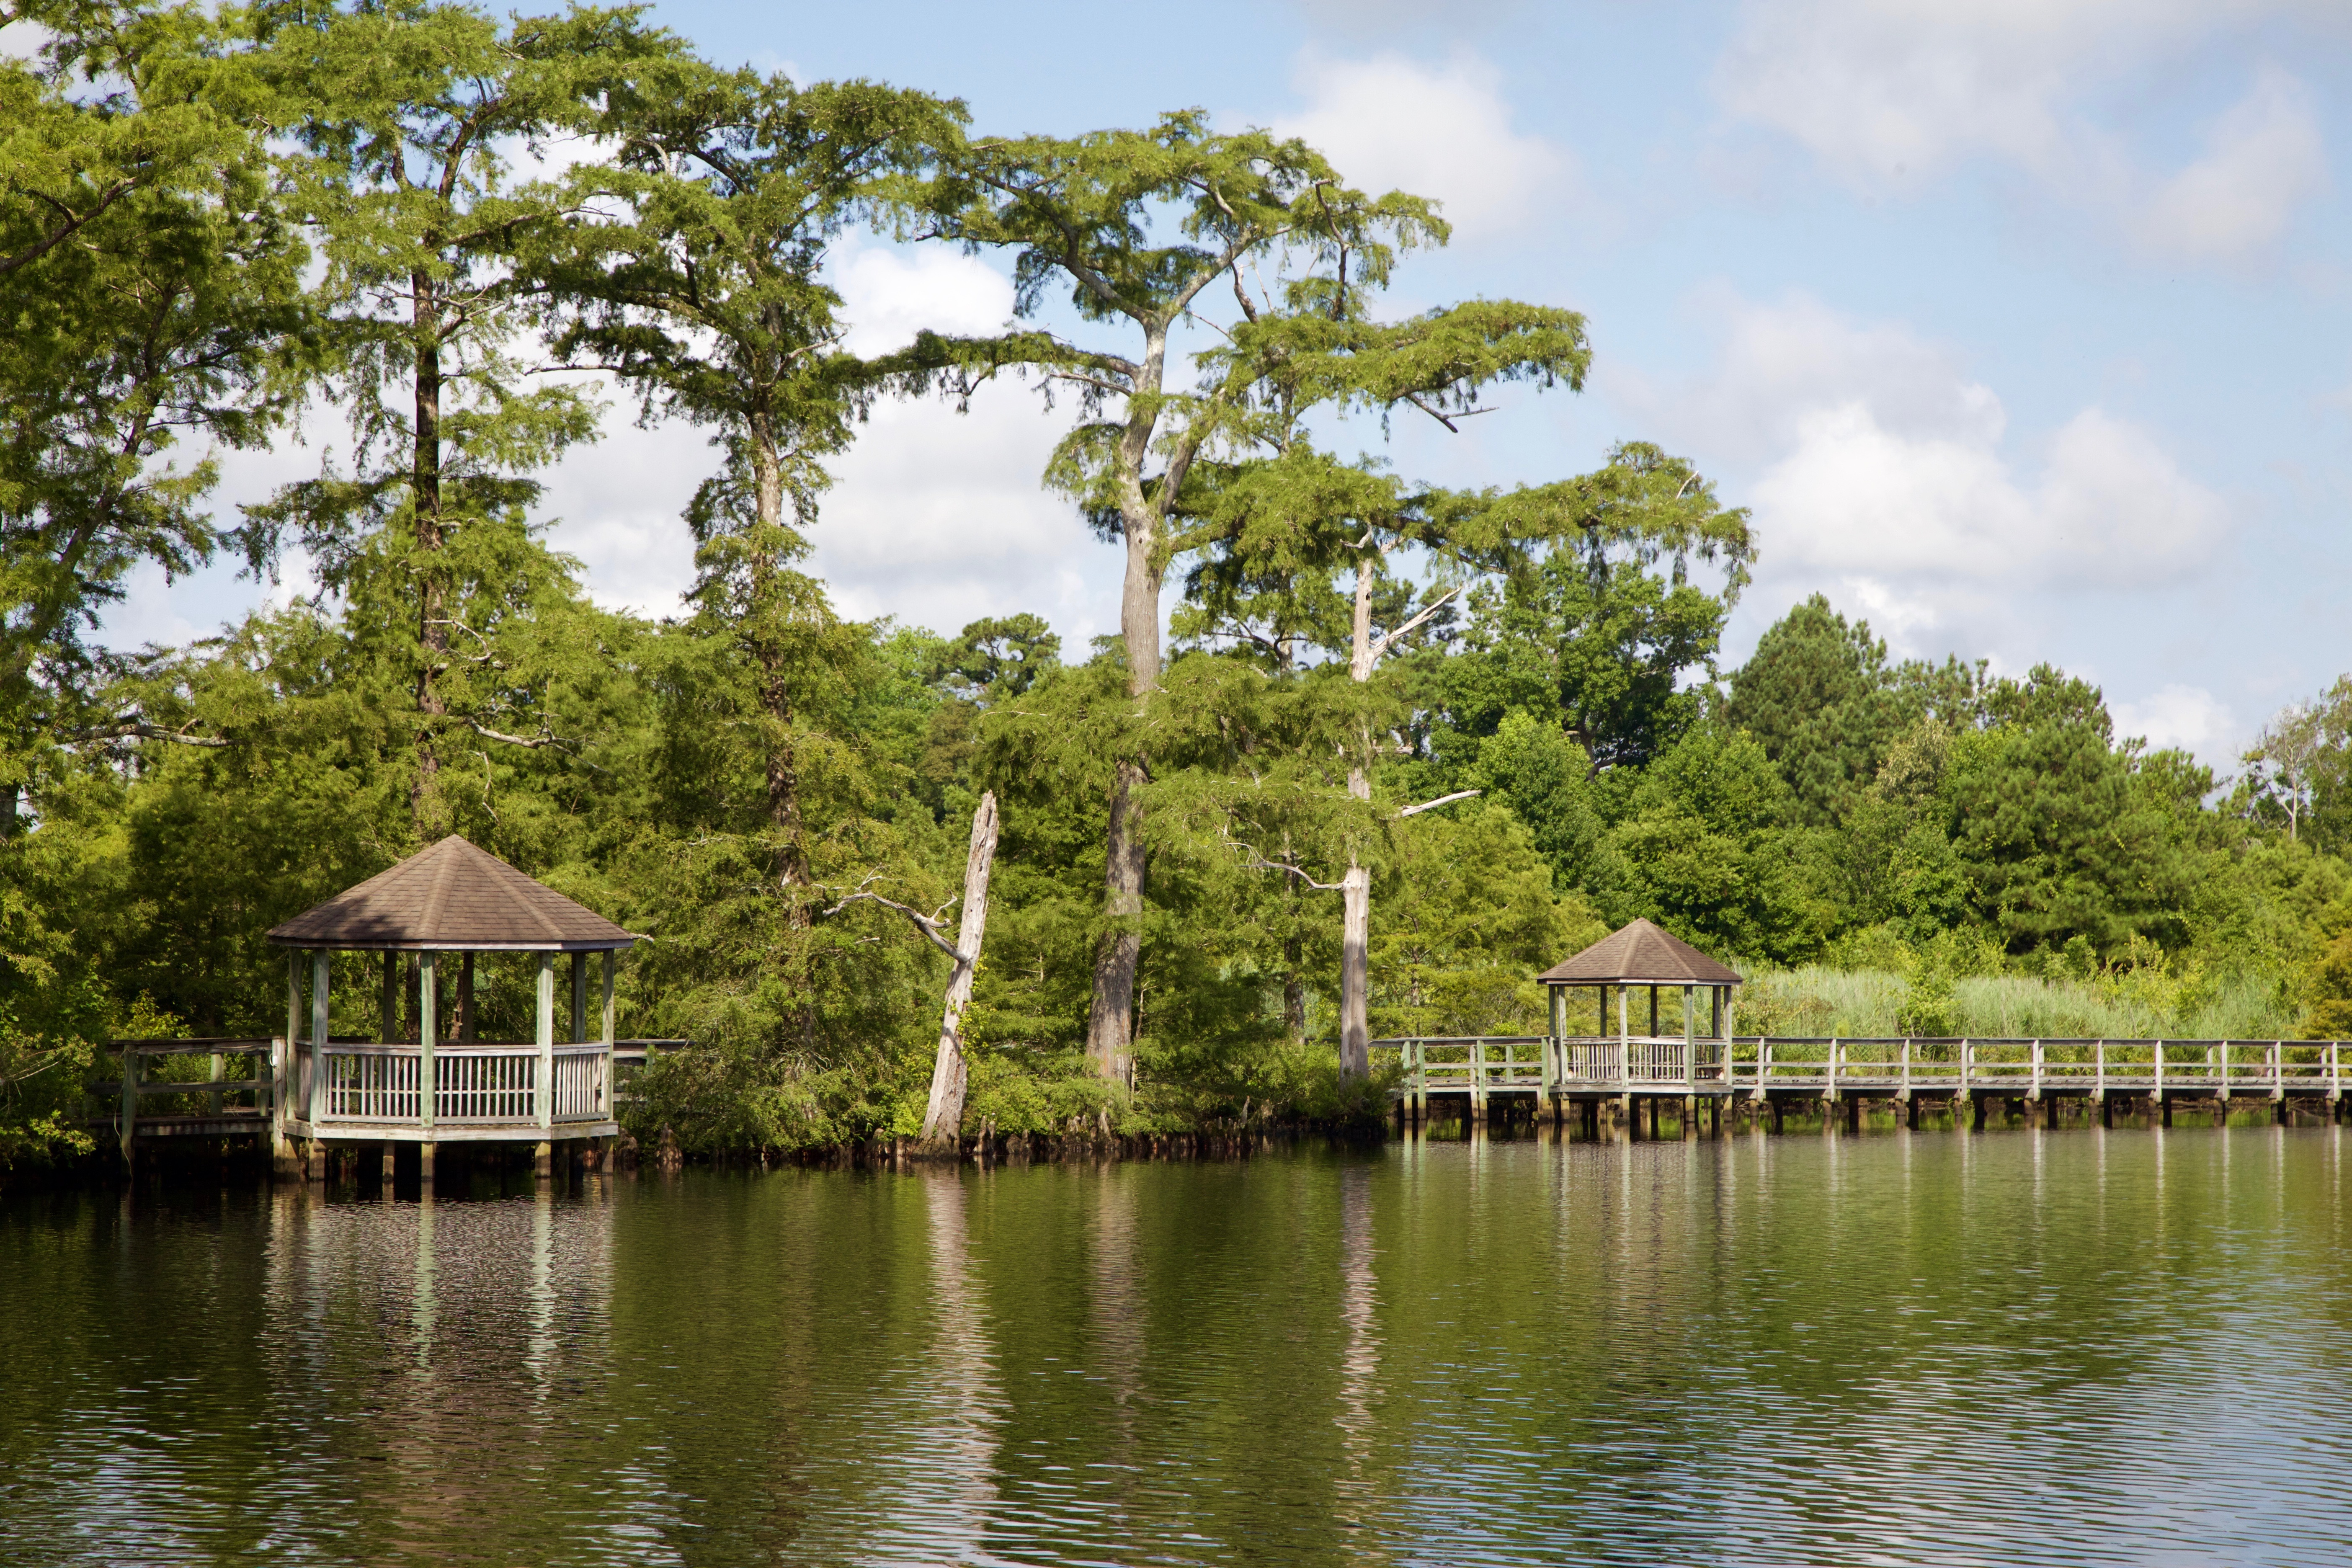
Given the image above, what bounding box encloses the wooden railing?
[1728,1038,2347,1099]
[85,1039,276,1159]
[1375,1035,2350,1101]
[307,1041,616,1127]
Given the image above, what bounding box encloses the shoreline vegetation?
[8,0,2352,1183]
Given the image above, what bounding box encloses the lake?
[3,1123,2347,1566]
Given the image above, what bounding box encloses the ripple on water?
[1,1125,2348,1566]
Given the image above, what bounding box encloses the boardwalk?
[1379,1034,2352,1131]
[89,1039,664,1167]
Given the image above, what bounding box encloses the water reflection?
[4,1129,2351,1565]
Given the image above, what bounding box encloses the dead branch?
[1368,585,1463,664]
[1397,788,1481,818]
[70,716,228,748]
[1217,824,1346,892]
[462,719,574,752]
[821,876,960,961]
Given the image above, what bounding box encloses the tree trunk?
[921,790,999,1145]
[1086,321,1170,1084]
[1340,861,1370,1078]
[411,273,450,840]
[748,425,810,918]
[1282,939,1307,1044]
[1337,552,1379,1078]
[1088,759,1146,1086]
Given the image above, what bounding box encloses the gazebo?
[1537,916,1743,1042]
[266,835,634,1184]
[1536,918,1743,1134]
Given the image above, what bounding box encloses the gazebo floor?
[284,1119,619,1143]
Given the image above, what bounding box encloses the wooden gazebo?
[266,835,634,1181]
[1538,917,1742,1053]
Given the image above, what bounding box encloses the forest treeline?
[5,0,2350,1165]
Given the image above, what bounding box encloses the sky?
[109,0,2352,772]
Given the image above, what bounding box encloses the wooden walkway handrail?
[1375,1034,2351,1107]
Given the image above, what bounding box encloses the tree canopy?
[1,0,2345,1168]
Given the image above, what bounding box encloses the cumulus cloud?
[1715,2,2327,262]
[1270,50,1570,238]
[807,239,1110,639]
[2137,67,2326,262]
[833,236,1016,355]
[1716,0,2239,184]
[2111,683,2237,760]
[1621,293,2226,650]
[813,390,1108,641]
[1754,400,2222,588]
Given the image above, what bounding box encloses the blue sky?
[118,0,2352,770]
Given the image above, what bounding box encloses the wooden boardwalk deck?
[88,1039,670,1167]
[1377,1035,2352,1129]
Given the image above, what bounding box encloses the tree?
[1179,430,1744,1071]
[932,614,1062,699]
[903,111,1445,1086]
[0,0,313,827]
[1599,725,1831,957]
[1723,593,1898,824]
[826,790,999,1147]
[2241,678,2352,848]
[542,64,959,900]
[1941,667,2197,955]
[252,0,686,838]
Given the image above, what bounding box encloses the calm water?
[4,1124,2349,1566]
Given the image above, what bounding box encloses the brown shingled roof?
[1537,918,1742,986]
[266,836,635,952]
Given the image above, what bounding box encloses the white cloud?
[1716,0,2241,185]
[833,235,1015,356]
[812,239,1110,640]
[1715,3,2329,263]
[1621,293,2226,651]
[1754,400,2222,588]
[2112,683,2236,760]
[812,389,1106,641]
[2137,67,2326,262]
[1270,50,1570,238]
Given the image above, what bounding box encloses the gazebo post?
[458,952,475,1043]
[419,953,437,1187]
[308,950,330,1180]
[378,954,397,1043]
[375,952,396,1191]
[1546,983,1565,1123]
[568,953,588,1179]
[535,952,555,1178]
[1617,983,1631,1132]
[571,953,587,1044]
[600,949,616,1140]
[273,954,299,1180]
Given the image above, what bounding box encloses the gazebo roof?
[1537,918,1742,986]
[266,835,635,952]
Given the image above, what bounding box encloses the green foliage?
[8,0,2352,1175]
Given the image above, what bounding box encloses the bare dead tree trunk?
[1339,859,1370,1079]
[1338,557,1379,1078]
[921,791,999,1145]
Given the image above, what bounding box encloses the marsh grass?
[1738,965,2301,1040]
